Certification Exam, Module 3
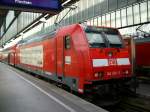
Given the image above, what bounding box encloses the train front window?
[84,26,123,48]
[86,33,106,48]
[106,34,122,48]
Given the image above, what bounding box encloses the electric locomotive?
[4,24,132,96]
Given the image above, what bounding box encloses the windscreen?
[85,26,123,48]
[86,33,106,48]
[106,34,122,48]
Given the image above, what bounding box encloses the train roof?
[135,37,150,43]
[17,23,120,46]
[18,31,56,46]
[17,24,80,46]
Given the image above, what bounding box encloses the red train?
[2,24,132,94]
[0,52,2,61]
[135,38,150,76]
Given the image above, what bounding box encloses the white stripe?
[15,73,76,112]
[45,71,52,75]
[62,0,71,6]
[117,58,130,65]
[93,59,108,67]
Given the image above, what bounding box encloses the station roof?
[0,0,79,29]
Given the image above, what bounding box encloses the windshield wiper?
[89,43,106,48]
[109,43,122,48]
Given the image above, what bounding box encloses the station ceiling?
[0,0,79,30]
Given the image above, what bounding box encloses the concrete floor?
[0,62,107,112]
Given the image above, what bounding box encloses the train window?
[86,32,106,48]
[65,36,71,49]
[85,26,123,48]
[105,34,123,48]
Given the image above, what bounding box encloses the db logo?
[108,59,117,65]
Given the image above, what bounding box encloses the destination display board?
[0,0,62,13]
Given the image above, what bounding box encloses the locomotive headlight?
[123,70,129,75]
[125,70,129,74]
[94,72,104,78]
[94,73,99,78]
[99,72,104,78]
[108,52,113,57]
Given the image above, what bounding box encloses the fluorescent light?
[20,32,24,36]
[39,17,47,23]
[62,0,71,6]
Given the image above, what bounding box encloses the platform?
[0,62,107,112]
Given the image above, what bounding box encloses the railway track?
[107,96,150,112]
[138,76,150,84]
[119,102,150,112]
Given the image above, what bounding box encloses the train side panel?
[15,25,86,92]
[124,37,150,76]
[0,52,2,61]
[136,42,150,67]
[70,25,93,92]
[56,24,86,92]
[16,39,53,76]
[135,41,150,76]
[9,52,15,65]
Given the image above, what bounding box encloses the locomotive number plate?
[108,59,117,66]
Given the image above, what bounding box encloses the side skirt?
[15,64,79,92]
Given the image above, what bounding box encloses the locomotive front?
[84,26,132,81]
[78,26,132,104]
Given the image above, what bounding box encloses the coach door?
[8,53,11,64]
[8,52,15,66]
[12,52,15,66]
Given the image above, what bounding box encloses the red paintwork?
[124,38,132,58]
[9,45,17,65]
[1,45,17,64]
[0,53,2,61]
[4,24,132,93]
[124,38,150,76]
[136,42,150,67]
[90,48,131,80]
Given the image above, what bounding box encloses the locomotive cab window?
[106,34,123,48]
[86,32,106,48]
[85,26,123,48]
[65,35,71,49]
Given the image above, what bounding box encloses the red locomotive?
[2,24,132,95]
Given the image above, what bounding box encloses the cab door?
[56,35,71,79]
[56,35,65,78]
[63,35,72,76]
